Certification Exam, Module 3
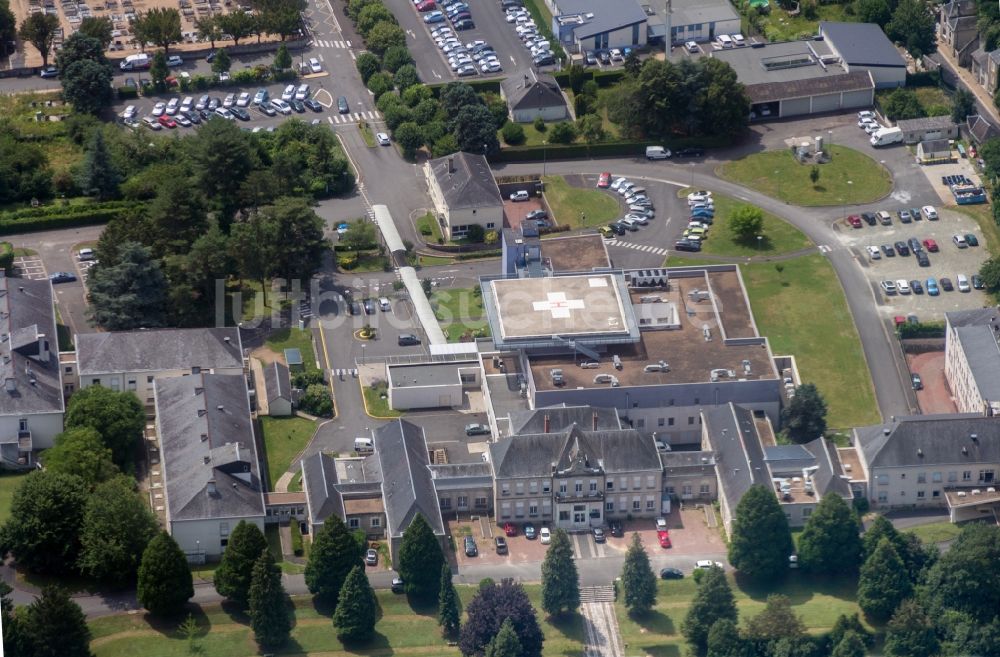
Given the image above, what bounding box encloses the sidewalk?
[935,38,1000,126]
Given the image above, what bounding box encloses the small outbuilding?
[916,139,954,165]
[502,73,569,123]
[263,361,293,416]
[896,115,960,144]
[387,360,481,410]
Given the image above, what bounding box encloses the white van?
[354,437,374,454]
[870,126,903,147]
[646,145,670,160]
[717,34,734,48]
[120,53,150,71]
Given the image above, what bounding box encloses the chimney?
[592,411,598,431]
[217,405,224,411]
[543,414,550,433]
[224,336,231,343]
[448,157,455,174]
[17,286,23,293]
[207,479,217,494]
[37,336,49,363]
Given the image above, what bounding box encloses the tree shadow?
[639,646,682,657]
[734,235,774,251]
[140,604,212,639]
[630,609,675,636]
[405,592,440,620]
[812,185,827,193]
[310,596,337,618]
[339,630,392,655]
[548,611,586,643]
[217,599,251,624]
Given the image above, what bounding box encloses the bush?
[0,242,13,274]
[549,121,577,144]
[298,383,333,417]
[465,224,485,243]
[117,86,138,99]
[0,200,137,235]
[533,116,546,132]
[290,520,304,556]
[366,71,395,101]
[292,369,324,389]
[501,122,526,145]
[337,254,358,270]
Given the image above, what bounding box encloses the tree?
[862,514,929,580]
[273,42,291,70]
[56,32,107,72]
[64,378,145,468]
[797,493,861,575]
[382,45,413,73]
[780,383,828,443]
[192,117,256,225]
[576,114,604,143]
[502,122,526,145]
[485,618,523,657]
[681,566,737,653]
[77,130,120,199]
[367,71,395,100]
[706,618,750,657]
[0,471,88,575]
[697,57,750,139]
[394,121,424,159]
[0,0,16,58]
[78,475,158,584]
[211,47,231,75]
[215,10,256,46]
[809,165,820,186]
[831,631,866,657]
[459,580,544,657]
[728,484,793,581]
[923,524,1000,622]
[454,104,500,155]
[952,87,976,124]
[743,594,806,656]
[356,52,381,83]
[249,549,290,649]
[828,613,873,651]
[366,21,406,55]
[149,49,169,89]
[441,82,482,117]
[61,59,114,115]
[728,206,766,245]
[214,520,268,608]
[548,121,577,144]
[133,8,182,55]
[886,0,936,57]
[394,64,420,92]
[621,533,656,615]
[42,427,117,488]
[881,88,926,120]
[979,257,1000,292]
[624,50,641,76]
[358,3,396,36]
[18,587,91,657]
[465,224,486,243]
[78,16,113,48]
[259,197,327,284]
[137,531,194,616]
[439,563,461,638]
[541,528,579,616]
[884,599,939,657]
[333,565,379,642]
[398,513,445,600]
[305,514,364,606]
[19,12,60,66]
[855,0,892,26]
[194,16,220,50]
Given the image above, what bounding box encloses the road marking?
[318,53,325,62]
[818,244,832,253]
[607,240,669,256]
[328,116,334,124]
[509,55,516,64]
[349,50,356,61]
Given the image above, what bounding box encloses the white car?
[922,205,938,220]
[308,57,322,73]
[858,110,876,121]
[732,33,746,46]
[236,92,251,107]
[539,527,551,544]
[685,41,699,54]
[295,83,310,101]
[195,95,210,110]
[121,105,137,120]
[180,96,194,111]
[610,177,628,191]
[214,107,235,120]
[957,274,971,292]
[165,98,180,115]
[223,93,236,108]
[866,245,881,260]
[510,190,529,202]
[687,190,712,201]
[896,279,911,295]
[174,113,192,127]
[166,54,183,67]
[270,99,292,115]
[655,517,668,530]
[376,132,391,146]
[695,560,724,570]
[281,84,296,101]
[609,48,623,62]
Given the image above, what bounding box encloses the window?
[589,481,597,492]
[92,378,101,385]
[486,222,495,229]
[688,416,694,425]
[529,481,538,494]
[633,476,641,489]
[606,481,614,490]
[932,472,942,483]
[147,376,154,384]
[542,480,551,493]
[64,366,73,374]
[128,379,136,391]
[668,418,674,426]
[440,498,452,509]
[191,366,201,375]
[646,499,655,510]
[980,469,995,483]
[515,482,524,495]
[632,500,641,511]
[646,476,655,488]
[682,485,692,496]
[559,483,567,494]
[220,522,230,537]
[475,497,488,507]
[17,419,27,432]
[457,496,468,508]
[575,482,582,493]
[932,490,940,498]
[917,491,925,499]
[529,504,538,516]
[371,517,381,527]
[665,486,675,495]
[949,471,957,482]
[606,501,614,512]
[620,477,628,490]
[636,418,645,428]
[700,484,710,495]
[802,508,812,518]
[501,484,510,495]
[900,473,906,479]
[110,380,121,392]
[559,511,569,521]
[878,491,888,503]
[917,473,926,484]
[658,418,665,427]
[349,518,360,529]
[963,471,972,481]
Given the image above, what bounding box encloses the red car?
[922,238,939,252]
[503,522,517,537]
[416,0,435,10]
[657,530,671,548]
[157,115,177,128]
[597,172,611,188]
[846,214,862,229]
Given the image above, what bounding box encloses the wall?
[445,206,504,240]
[268,397,293,416]
[902,124,961,144]
[662,469,717,501]
[578,22,648,51]
[0,412,63,451]
[870,463,1000,508]
[389,381,463,410]
[671,17,741,44]
[437,486,493,514]
[945,323,990,415]
[172,515,266,561]
[513,104,569,123]
[79,366,244,406]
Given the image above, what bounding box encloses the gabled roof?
[819,21,906,68]
[671,0,739,27]
[946,308,1000,402]
[502,73,567,111]
[555,0,648,40]
[427,152,503,211]
[0,276,63,417]
[302,452,345,525]
[430,462,493,491]
[895,115,958,132]
[967,115,1000,144]
[263,361,291,404]
[857,414,1000,469]
[375,420,445,538]
[744,71,874,104]
[943,0,976,19]
[156,373,264,523]
[702,403,769,513]
[490,424,660,478]
[76,327,243,375]
[508,405,622,435]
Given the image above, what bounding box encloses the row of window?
[348,517,382,529]
[440,496,489,510]
[634,415,701,429]
[605,499,656,512]
[665,484,712,496]
[876,470,995,485]
[877,490,943,503]
[451,222,496,236]
[499,476,659,496]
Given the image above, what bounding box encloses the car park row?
[120,88,330,131]
[593,173,663,242]
[501,2,556,67]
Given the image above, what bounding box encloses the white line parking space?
[327,110,381,124]
[311,39,352,48]
[606,239,670,256]
[12,256,47,281]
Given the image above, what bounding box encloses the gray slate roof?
[820,21,906,68]
[490,424,660,478]
[943,0,976,19]
[555,0,647,40]
[508,405,622,435]
[302,452,345,524]
[671,0,739,27]
[430,462,494,491]
[744,70,874,104]
[857,414,1000,469]
[805,437,852,500]
[896,115,958,132]
[968,115,1000,144]
[702,403,769,513]
[502,74,567,111]
[0,276,64,417]
[661,450,716,477]
[428,152,503,211]
[264,361,291,404]
[375,419,445,537]
[77,327,243,375]
[156,373,264,523]
[947,308,1000,402]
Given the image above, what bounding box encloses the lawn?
[358,121,377,147]
[417,254,454,267]
[616,573,866,656]
[717,146,892,207]
[266,327,319,374]
[542,175,620,228]
[431,286,490,342]
[750,3,850,41]
[338,249,390,273]
[258,416,317,490]
[416,211,444,244]
[89,585,586,657]
[678,188,813,257]
[362,381,402,419]
[876,86,951,118]
[904,521,965,544]
[287,470,303,492]
[950,204,1000,253]
[0,472,28,525]
[236,279,285,324]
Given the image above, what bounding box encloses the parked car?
[464,536,478,556]
[916,251,930,267]
[941,277,954,292]
[597,172,611,188]
[846,214,862,228]
[953,234,968,248]
[523,523,537,540]
[230,107,250,121]
[304,99,323,112]
[539,527,551,544]
[898,209,912,223]
[157,115,177,128]
[861,212,877,226]
[881,244,895,258]
[657,530,671,548]
[926,278,939,296]
[166,55,183,67]
[495,537,508,554]
[397,333,420,346]
[922,238,939,252]
[958,274,971,292]
[972,274,985,289]
[910,279,923,294]
[866,245,881,260]
[659,568,684,579]
[503,522,517,537]
[365,549,378,565]
[281,84,296,101]
[526,209,548,222]
[377,132,391,146]
[510,190,529,202]
[695,560,724,570]
[965,233,980,246]
[922,205,938,220]
[309,57,322,73]
[880,280,897,295]
[685,41,699,54]
[465,423,490,436]
[337,96,350,113]
[911,373,923,390]
[39,66,58,78]
[391,577,405,593]
[592,527,606,543]
[49,271,77,284]
[252,88,269,106]
[894,241,910,256]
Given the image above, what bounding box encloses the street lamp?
[775,169,781,200]
[542,140,548,178]
[757,235,762,251]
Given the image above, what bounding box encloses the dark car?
[861,212,877,226]
[526,209,548,222]
[289,98,305,113]
[911,373,923,390]
[454,18,475,30]
[363,298,376,315]
[609,520,624,537]
[659,568,684,580]
[304,99,323,112]
[464,536,478,557]
[674,239,702,252]
[231,107,251,121]
[398,333,421,346]
[523,522,537,540]
[608,222,625,236]
[349,300,363,316]
[898,209,912,223]
[337,96,350,113]
[675,147,705,157]
[592,527,606,543]
[973,274,985,289]
[494,537,508,554]
[465,423,490,436]
[881,244,895,257]
[910,279,923,294]
[533,53,556,66]
[585,50,597,65]
[908,238,922,253]
[365,548,378,566]
[48,271,77,284]
[916,251,930,267]
[450,10,472,21]
[391,577,405,593]
[598,50,611,64]
[966,233,980,246]
[182,109,202,124]
[941,277,954,292]
[894,241,909,256]
[910,207,922,222]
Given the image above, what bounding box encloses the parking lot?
[907,351,958,414]
[839,207,990,319]
[11,255,46,281]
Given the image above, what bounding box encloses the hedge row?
[0,242,13,274]
[490,134,729,163]
[427,78,501,96]
[906,70,941,88]
[899,321,946,339]
[551,68,626,89]
[0,201,135,235]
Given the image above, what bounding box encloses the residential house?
[939,0,979,66]
[424,152,504,240]
[0,276,64,463]
[72,328,244,407]
[970,46,1000,95]
[944,307,1000,416]
[501,73,569,123]
[155,373,265,561]
[967,114,1000,144]
[895,115,961,144]
[431,462,494,516]
[262,361,292,416]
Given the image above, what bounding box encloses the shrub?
[501,122,526,145]
[0,242,14,274]
[465,224,485,243]
[549,121,577,144]
[337,254,358,270]
[533,115,546,132]
[290,520,304,556]
[299,383,333,417]
[0,200,137,235]
[117,86,138,99]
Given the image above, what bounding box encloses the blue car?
[926,278,939,296]
[424,10,445,22]
[691,210,715,219]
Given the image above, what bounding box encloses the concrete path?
[580,586,624,657]
[274,471,295,493]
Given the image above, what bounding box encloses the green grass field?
[416,211,444,244]
[266,328,319,374]
[904,521,964,544]
[752,3,850,41]
[259,416,317,490]
[363,382,402,419]
[678,188,813,257]
[542,175,620,229]
[717,146,892,207]
[0,472,29,525]
[431,286,490,342]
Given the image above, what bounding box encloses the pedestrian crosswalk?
[327,110,381,124]
[606,239,670,256]
[312,39,351,49]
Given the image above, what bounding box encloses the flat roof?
[388,361,477,388]
[712,39,844,87]
[542,234,610,272]
[487,273,631,341]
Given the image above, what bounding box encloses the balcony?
[554,490,603,501]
